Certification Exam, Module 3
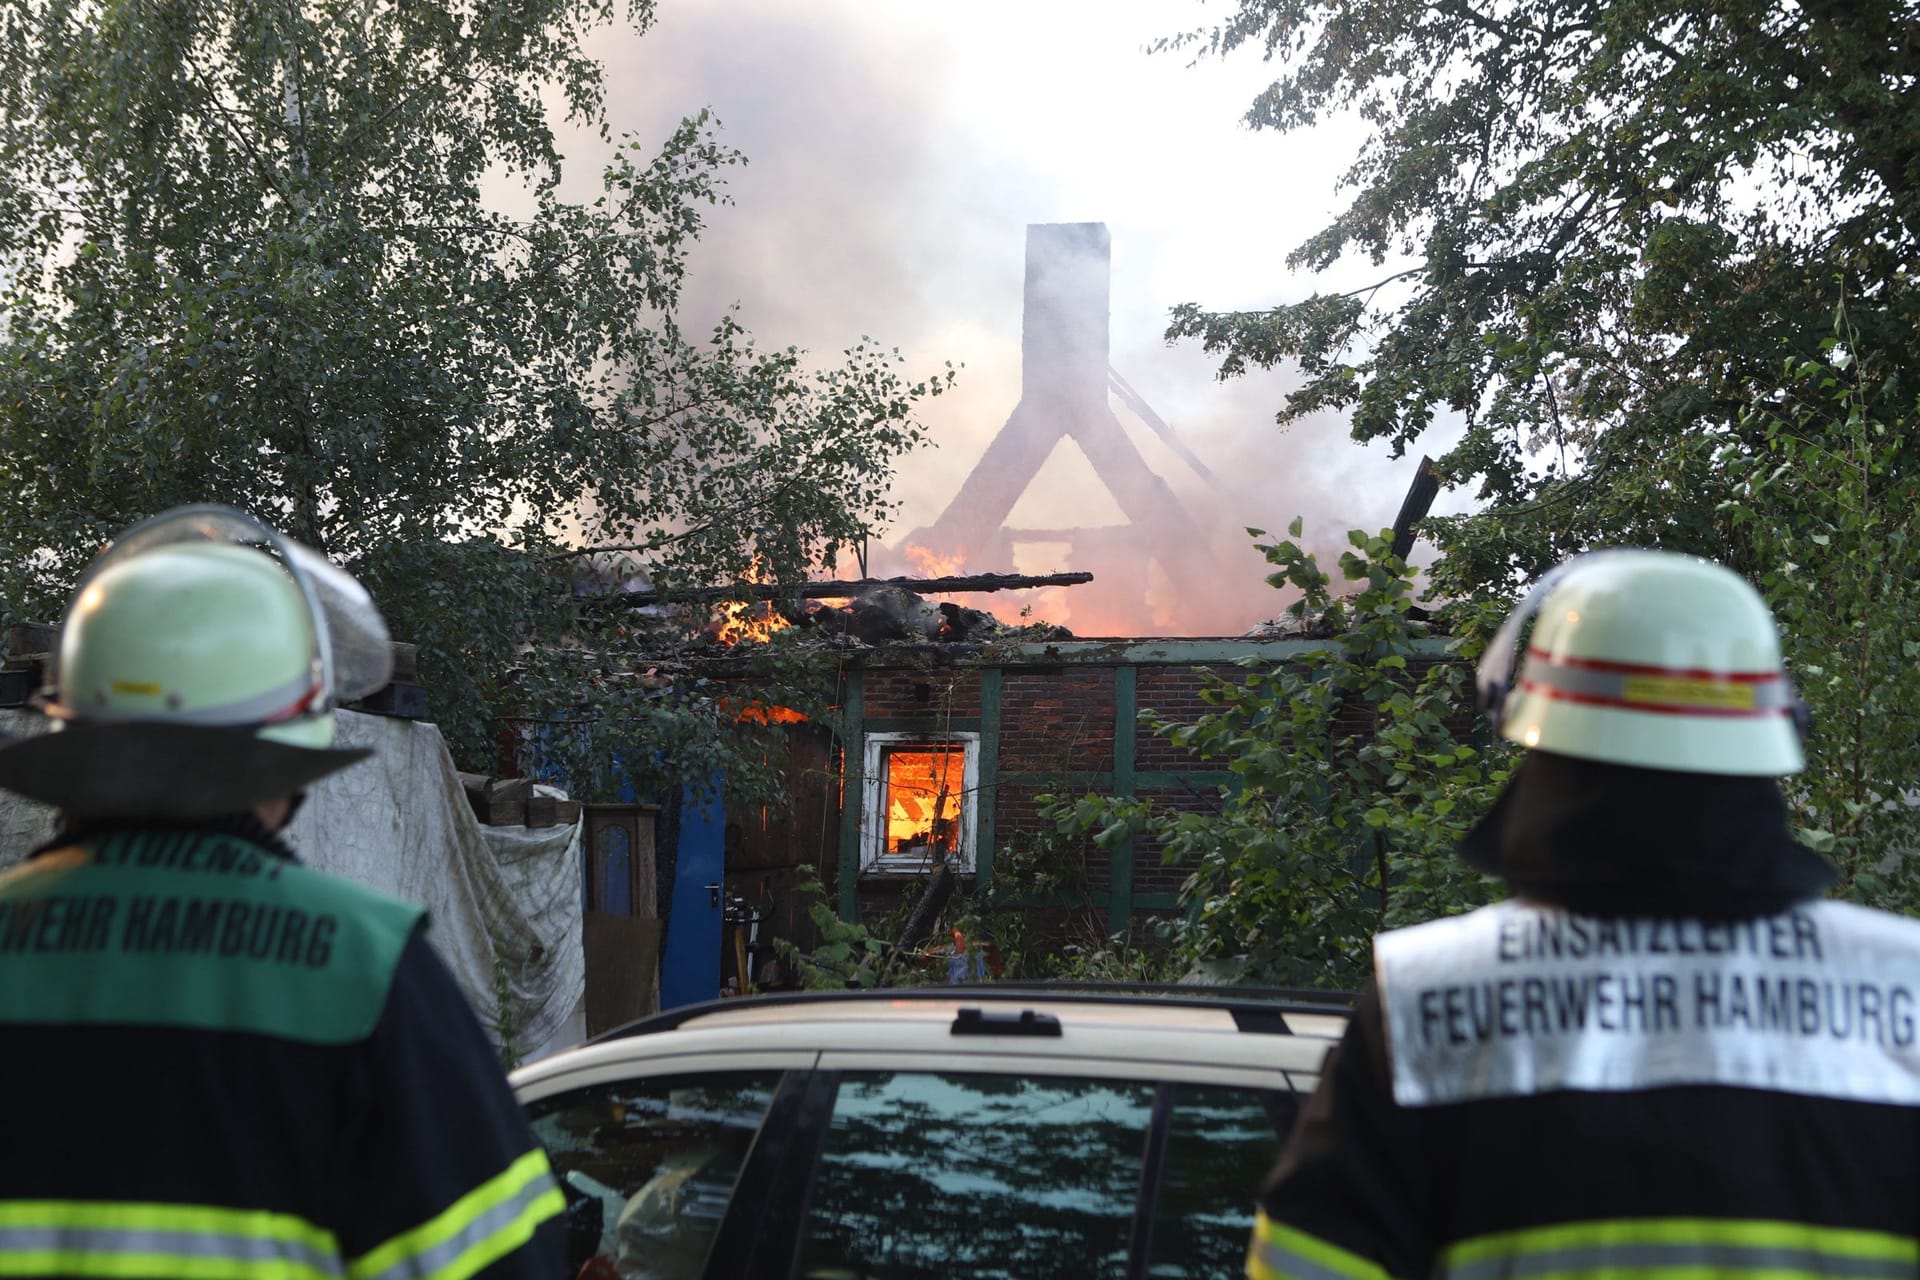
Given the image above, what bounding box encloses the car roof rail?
[988,980,1355,1006]
[587,982,1357,1045]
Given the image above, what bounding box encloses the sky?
[564,1,1456,635]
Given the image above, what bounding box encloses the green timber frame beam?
[995,636,1454,665]
[1108,665,1137,938]
[977,667,1002,886]
[836,668,864,921]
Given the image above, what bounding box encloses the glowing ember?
[883,747,964,855]
[730,702,809,725]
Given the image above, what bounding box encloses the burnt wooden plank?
[590,571,1093,610]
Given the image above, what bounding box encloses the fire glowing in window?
[860,731,979,873]
[883,747,965,855]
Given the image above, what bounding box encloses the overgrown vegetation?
[0,0,949,805]
[488,932,526,1071]
[949,829,1113,982]
[773,826,1180,990]
[1003,0,1920,982]
[1033,430,1920,983]
[771,881,895,991]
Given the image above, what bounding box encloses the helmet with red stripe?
[1475,549,1807,776]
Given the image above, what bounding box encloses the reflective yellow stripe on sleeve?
[1441,1217,1920,1280]
[1249,1210,1394,1280]
[346,1148,563,1280]
[0,1199,343,1279]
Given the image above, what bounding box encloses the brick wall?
[861,667,982,720]
[1134,658,1469,766]
[1000,669,1115,772]
[992,781,1050,841]
[849,660,1235,915]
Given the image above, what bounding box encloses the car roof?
[513,984,1354,1100]
[595,984,1353,1039]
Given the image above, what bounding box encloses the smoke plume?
[561,0,1456,635]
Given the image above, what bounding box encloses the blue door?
[660,780,724,1008]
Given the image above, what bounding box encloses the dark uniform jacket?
[0,820,566,1280]
[1253,752,1920,1280]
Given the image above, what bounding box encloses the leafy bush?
[1721,329,1920,912]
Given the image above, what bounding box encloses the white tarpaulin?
[0,708,586,1063]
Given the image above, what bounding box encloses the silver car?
[512,986,1350,1280]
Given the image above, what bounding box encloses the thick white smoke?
[557,0,1459,635]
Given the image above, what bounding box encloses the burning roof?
[702,580,1076,653]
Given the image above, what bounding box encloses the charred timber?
[595,571,1094,610]
[1389,456,1441,563]
[893,857,958,954]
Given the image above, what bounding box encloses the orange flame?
[713,599,791,644]
[710,556,793,644]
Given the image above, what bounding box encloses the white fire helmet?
[0,505,393,818]
[1475,549,1808,776]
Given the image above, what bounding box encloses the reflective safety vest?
[1252,898,1920,1280]
[0,829,565,1280]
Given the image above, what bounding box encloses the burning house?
[569,223,1447,1005]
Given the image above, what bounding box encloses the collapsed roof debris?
[695,576,1081,654]
[557,569,1088,677]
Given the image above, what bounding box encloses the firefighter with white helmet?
[1251,548,1920,1280]
[0,505,565,1280]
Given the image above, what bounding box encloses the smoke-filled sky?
[566,0,1463,635]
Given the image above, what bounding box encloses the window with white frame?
[860,732,980,875]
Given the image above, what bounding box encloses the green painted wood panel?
[977,667,1002,886]
[1132,771,1239,789]
[1108,665,1137,937]
[836,668,864,920]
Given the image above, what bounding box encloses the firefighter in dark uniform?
[1251,548,1920,1280]
[0,506,566,1280]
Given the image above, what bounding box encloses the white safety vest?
[1375,898,1920,1109]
